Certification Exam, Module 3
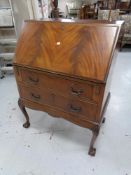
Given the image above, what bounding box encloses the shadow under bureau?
[13,19,122,156]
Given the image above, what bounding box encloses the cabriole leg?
[88,128,99,156]
[102,117,106,123]
[18,98,30,128]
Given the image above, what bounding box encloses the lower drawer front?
[19,84,97,122]
[54,95,97,122]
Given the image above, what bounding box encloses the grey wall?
[0,0,30,37]
[0,0,10,7]
[11,0,30,37]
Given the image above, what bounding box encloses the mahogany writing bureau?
[13,19,121,156]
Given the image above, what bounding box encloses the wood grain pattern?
[14,20,120,82]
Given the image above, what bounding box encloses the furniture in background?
[119,14,131,50]
[13,19,121,156]
[115,0,131,15]
[97,0,105,8]
[98,6,131,50]
[65,2,80,19]
[97,0,116,9]
[51,0,59,18]
[79,4,97,19]
[98,9,120,20]
[115,0,131,10]
[0,0,17,78]
[51,8,59,18]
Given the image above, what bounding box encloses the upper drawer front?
[18,68,100,103]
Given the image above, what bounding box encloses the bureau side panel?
[100,49,118,118]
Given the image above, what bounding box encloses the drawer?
[53,95,97,122]
[19,83,98,122]
[17,67,100,103]
[19,84,53,106]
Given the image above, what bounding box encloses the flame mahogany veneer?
[13,19,122,156]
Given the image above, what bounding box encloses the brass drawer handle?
[31,93,40,100]
[70,104,81,113]
[29,76,39,83]
[71,87,83,96]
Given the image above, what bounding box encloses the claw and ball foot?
[89,118,105,156]
[89,147,96,156]
[88,129,99,156]
[18,98,30,128]
[23,122,30,128]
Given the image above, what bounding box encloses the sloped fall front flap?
[13,19,120,82]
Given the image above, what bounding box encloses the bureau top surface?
[13,19,121,82]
